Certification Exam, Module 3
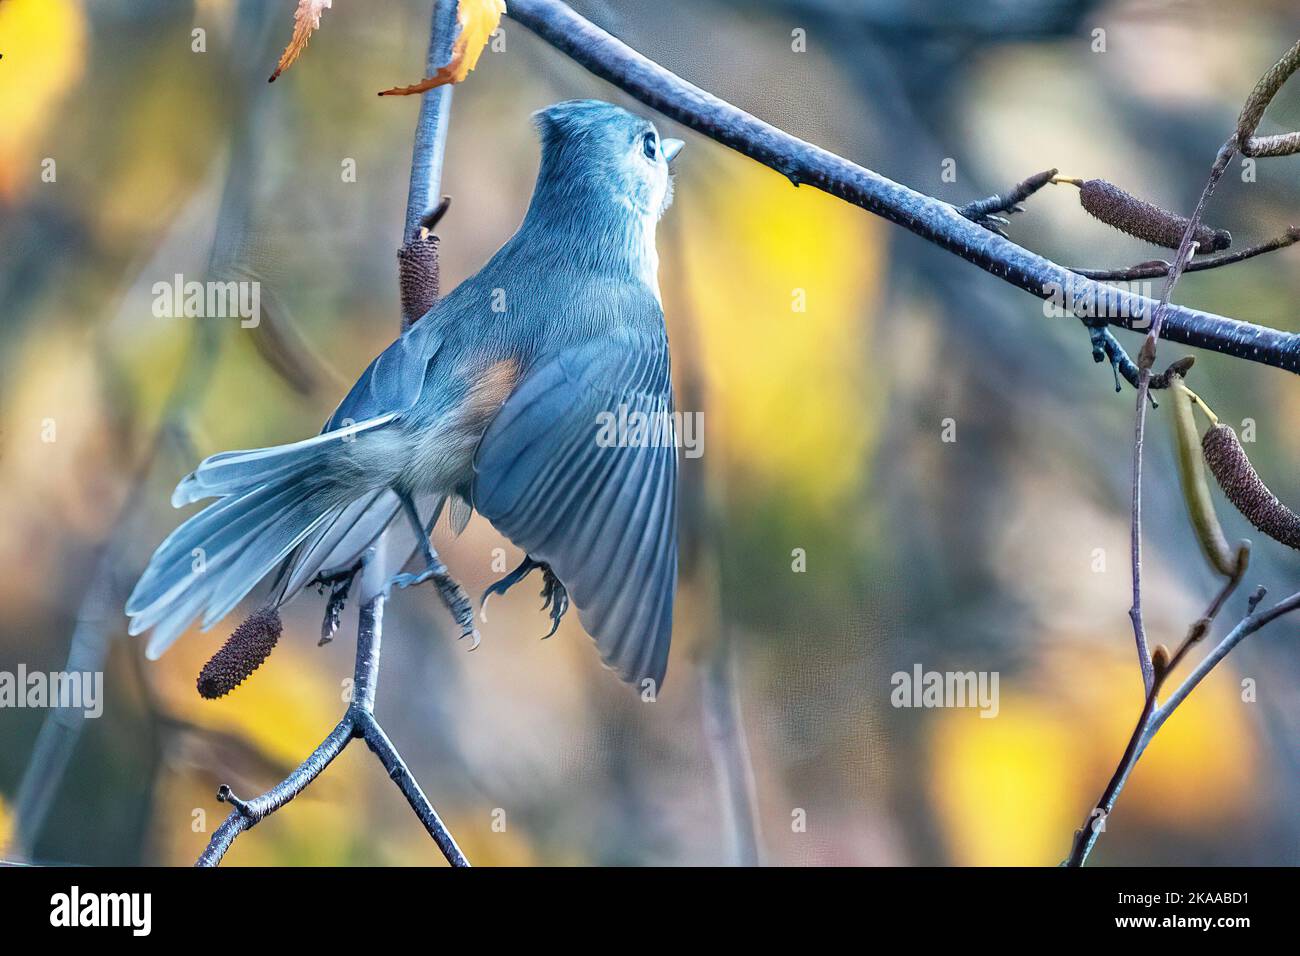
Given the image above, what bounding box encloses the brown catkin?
[1079,179,1232,252]
[1202,423,1300,551]
[397,234,440,328]
[197,607,282,699]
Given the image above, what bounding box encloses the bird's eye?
[642,132,658,160]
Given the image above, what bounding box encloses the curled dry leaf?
[1169,376,1243,578]
[378,0,506,96]
[270,0,333,83]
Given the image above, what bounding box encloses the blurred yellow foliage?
[0,0,85,201]
[151,627,373,865]
[929,644,1259,865]
[153,623,343,765]
[676,154,882,512]
[928,692,1083,865]
[159,763,366,866]
[1052,650,1259,822]
[0,324,111,618]
[0,794,13,855]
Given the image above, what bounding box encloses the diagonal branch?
[1071,227,1300,281]
[505,0,1300,375]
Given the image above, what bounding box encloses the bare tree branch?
[1067,584,1299,866]
[1065,37,1300,865]
[1071,228,1300,281]
[196,0,469,868]
[505,0,1300,374]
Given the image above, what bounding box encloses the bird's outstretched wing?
[472,331,678,689]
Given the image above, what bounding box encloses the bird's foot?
[310,562,361,646]
[539,566,570,640]
[479,556,569,639]
[388,568,437,590]
[388,564,481,651]
[480,556,543,621]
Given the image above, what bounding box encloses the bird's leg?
[388,493,480,649]
[310,559,362,646]
[480,555,571,639]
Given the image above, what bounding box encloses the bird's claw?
[311,562,360,646]
[539,566,570,640]
[480,556,543,622]
[479,556,569,639]
[389,566,481,650]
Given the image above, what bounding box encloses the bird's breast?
[394,357,522,496]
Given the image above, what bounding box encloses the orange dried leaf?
[378,0,505,96]
[270,0,333,83]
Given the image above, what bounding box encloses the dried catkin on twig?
[197,607,283,699]
[1067,179,1232,252]
[1203,423,1300,550]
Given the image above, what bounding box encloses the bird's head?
[532,100,684,220]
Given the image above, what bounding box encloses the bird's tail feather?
[268,489,405,602]
[127,416,397,659]
[170,413,395,507]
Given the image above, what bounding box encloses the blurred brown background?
[2,0,1299,865]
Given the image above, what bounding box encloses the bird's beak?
[662,138,685,165]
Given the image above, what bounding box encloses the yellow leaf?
[269,0,332,82]
[378,0,505,96]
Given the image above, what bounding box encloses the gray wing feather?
[472,332,678,688]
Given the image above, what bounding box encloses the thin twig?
[505,0,1300,374]
[1065,683,1158,867]
[197,716,355,866]
[957,167,1057,235]
[197,571,470,866]
[1237,40,1300,158]
[1066,585,1299,866]
[1071,227,1300,281]
[1144,589,1300,742]
[1125,138,1238,696]
[1066,558,1244,866]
